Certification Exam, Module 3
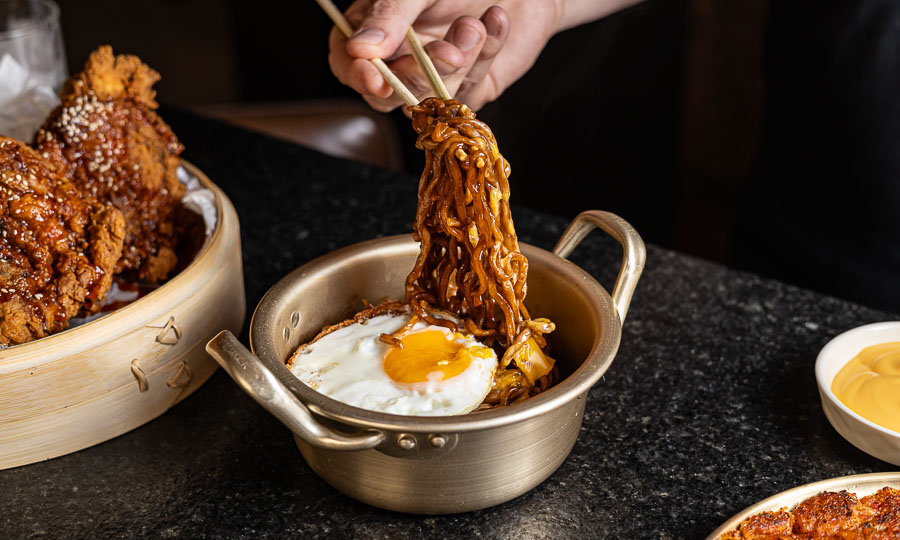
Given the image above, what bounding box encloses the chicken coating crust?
[860,487,900,536]
[721,487,900,539]
[62,44,161,107]
[35,45,184,283]
[729,508,794,539]
[792,490,865,536]
[0,137,125,346]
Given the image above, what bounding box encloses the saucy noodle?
[402,97,558,407]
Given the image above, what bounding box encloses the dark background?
[54,0,764,262]
[60,0,900,314]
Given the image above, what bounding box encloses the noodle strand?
[403,98,558,407]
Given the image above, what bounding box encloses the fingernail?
[453,25,481,51]
[351,28,385,45]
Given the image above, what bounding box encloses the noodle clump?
[394,97,558,409]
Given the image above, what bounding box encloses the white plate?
[707,472,900,539]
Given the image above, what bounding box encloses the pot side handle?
[206,330,385,451]
[552,210,646,322]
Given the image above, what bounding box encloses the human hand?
[328,0,563,112]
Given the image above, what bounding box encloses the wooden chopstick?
[314,0,419,106]
[404,29,451,100]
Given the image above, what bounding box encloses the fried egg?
[288,312,497,416]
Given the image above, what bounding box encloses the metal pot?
[206,210,645,514]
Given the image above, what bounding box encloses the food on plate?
[290,301,497,416]
[0,137,125,345]
[720,486,900,538]
[288,98,558,415]
[35,45,185,283]
[831,341,900,432]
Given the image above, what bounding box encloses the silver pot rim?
[246,210,643,434]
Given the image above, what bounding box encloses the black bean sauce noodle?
[399,97,558,409]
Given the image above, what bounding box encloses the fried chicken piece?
[722,487,900,539]
[726,508,795,539]
[792,491,863,536]
[35,45,184,283]
[859,487,900,537]
[0,137,125,346]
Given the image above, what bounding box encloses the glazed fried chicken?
[35,45,184,283]
[0,137,125,346]
[859,487,900,537]
[792,490,870,536]
[723,508,793,538]
[722,487,900,539]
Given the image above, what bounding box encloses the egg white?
[289,312,498,416]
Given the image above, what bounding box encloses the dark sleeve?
[730,0,900,312]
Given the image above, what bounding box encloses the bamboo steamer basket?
[0,161,245,470]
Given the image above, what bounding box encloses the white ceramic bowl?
[815,321,900,466]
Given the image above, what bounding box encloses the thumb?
[346,0,430,60]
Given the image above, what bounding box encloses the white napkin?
[178,165,218,236]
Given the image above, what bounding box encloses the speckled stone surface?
[2,110,896,539]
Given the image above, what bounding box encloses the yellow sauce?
[831,342,900,432]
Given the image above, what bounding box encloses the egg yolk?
[383,330,492,384]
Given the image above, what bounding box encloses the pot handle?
[552,210,646,322]
[206,330,385,451]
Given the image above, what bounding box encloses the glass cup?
[0,0,66,140]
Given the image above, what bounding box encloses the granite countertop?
[2,111,895,539]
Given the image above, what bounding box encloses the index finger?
[329,26,394,99]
